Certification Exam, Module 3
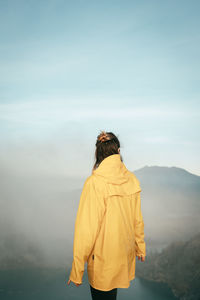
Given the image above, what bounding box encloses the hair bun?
[97,130,109,143]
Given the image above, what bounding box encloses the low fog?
[1,147,200,271]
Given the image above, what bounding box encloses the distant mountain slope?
[136,232,200,300]
[134,165,200,214]
[133,166,200,250]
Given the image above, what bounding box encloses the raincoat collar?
[92,154,129,184]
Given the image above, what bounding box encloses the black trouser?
[90,284,118,300]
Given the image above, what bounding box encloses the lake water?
[0,268,178,300]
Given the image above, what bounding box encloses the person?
[67,130,146,299]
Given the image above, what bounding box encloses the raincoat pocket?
[87,253,95,283]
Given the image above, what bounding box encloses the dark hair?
[92,130,123,171]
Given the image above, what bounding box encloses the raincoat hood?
[92,154,141,194]
[92,154,129,184]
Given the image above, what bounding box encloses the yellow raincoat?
[69,154,146,291]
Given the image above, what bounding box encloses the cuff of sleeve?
[135,243,146,257]
[136,252,146,257]
[69,259,84,284]
[69,275,82,284]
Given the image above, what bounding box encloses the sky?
[0,0,200,177]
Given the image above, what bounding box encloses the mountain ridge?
[136,232,200,300]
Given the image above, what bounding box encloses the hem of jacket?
[88,275,136,291]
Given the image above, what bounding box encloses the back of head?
[93,130,122,171]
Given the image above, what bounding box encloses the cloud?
[0,98,192,126]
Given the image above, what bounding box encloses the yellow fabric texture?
[69,154,146,291]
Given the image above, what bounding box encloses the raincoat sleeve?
[134,191,146,257]
[69,176,106,284]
